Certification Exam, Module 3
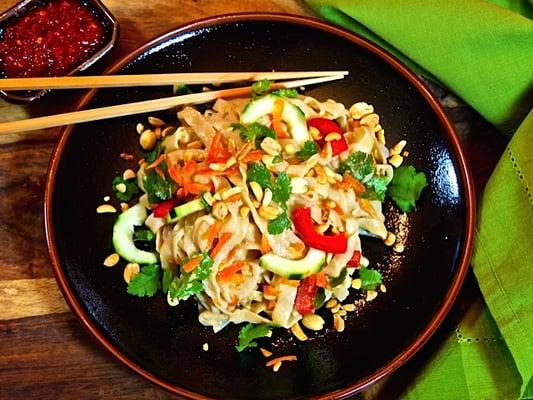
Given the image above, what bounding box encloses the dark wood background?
[0,0,508,398]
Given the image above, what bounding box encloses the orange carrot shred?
[315,271,328,288]
[182,256,202,273]
[210,232,233,259]
[344,173,366,194]
[217,261,245,282]
[226,193,241,202]
[154,166,165,179]
[265,355,297,367]
[261,234,271,255]
[263,285,278,297]
[146,154,166,170]
[272,99,289,139]
[206,221,222,248]
[242,150,265,163]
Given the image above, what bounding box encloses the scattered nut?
[351,278,362,289]
[122,169,136,180]
[103,196,110,202]
[136,123,145,134]
[259,206,280,220]
[393,242,405,253]
[290,321,308,341]
[366,290,378,301]
[115,183,127,193]
[120,202,129,212]
[330,303,341,314]
[103,253,120,267]
[148,116,165,127]
[273,362,282,372]
[291,177,308,194]
[349,102,374,119]
[139,129,157,151]
[302,314,325,331]
[360,113,380,128]
[202,343,209,351]
[260,137,282,156]
[309,126,322,140]
[262,188,273,207]
[326,298,338,309]
[212,201,229,220]
[96,204,117,214]
[388,154,404,168]
[343,304,356,312]
[380,284,387,293]
[333,314,345,332]
[284,143,297,155]
[220,186,242,201]
[249,181,264,202]
[384,231,396,247]
[123,263,140,284]
[325,132,342,142]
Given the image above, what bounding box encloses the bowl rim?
[0,0,119,103]
[43,12,475,400]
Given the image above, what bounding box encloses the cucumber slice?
[259,247,326,279]
[240,95,309,145]
[166,198,205,223]
[113,203,158,264]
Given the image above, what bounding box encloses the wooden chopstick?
[0,74,344,134]
[0,71,349,90]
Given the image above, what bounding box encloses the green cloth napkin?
[305,1,533,398]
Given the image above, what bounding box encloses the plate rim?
[43,12,476,400]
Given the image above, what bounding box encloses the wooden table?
[0,0,509,398]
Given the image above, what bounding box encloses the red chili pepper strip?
[295,275,318,315]
[153,199,179,218]
[347,250,361,268]
[292,207,348,253]
[307,117,348,156]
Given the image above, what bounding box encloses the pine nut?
[391,140,407,155]
[139,129,157,150]
[260,137,282,156]
[249,181,264,202]
[115,183,127,193]
[123,263,140,284]
[351,278,362,289]
[343,304,356,312]
[103,253,120,267]
[148,116,165,127]
[302,314,325,331]
[202,343,209,351]
[330,303,341,314]
[380,284,387,293]
[239,206,250,219]
[136,123,145,134]
[221,186,242,200]
[284,143,297,155]
[154,127,162,139]
[366,290,378,301]
[402,150,410,157]
[388,154,404,168]
[325,132,342,142]
[209,162,227,172]
[262,188,273,207]
[290,321,308,341]
[326,298,338,309]
[333,314,345,332]
[122,169,136,180]
[258,206,279,220]
[161,126,175,138]
[384,231,396,246]
[96,204,116,214]
[337,309,347,317]
[103,196,110,202]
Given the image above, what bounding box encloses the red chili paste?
[0,0,105,78]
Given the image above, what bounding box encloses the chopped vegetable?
[272,88,299,98]
[292,207,347,253]
[358,266,382,291]
[153,199,179,218]
[247,162,272,190]
[265,355,297,367]
[182,255,203,273]
[271,172,291,207]
[387,165,428,212]
[210,232,233,259]
[133,229,155,243]
[112,176,139,202]
[236,323,272,352]
[143,163,175,204]
[144,141,162,164]
[295,140,319,160]
[161,269,173,294]
[251,79,272,98]
[127,264,161,297]
[347,250,361,268]
[271,99,289,139]
[267,211,291,235]
[295,275,319,315]
[217,261,245,282]
[272,155,283,164]
[168,253,213,301]
[307,117,348,156]
[232,122,275,144]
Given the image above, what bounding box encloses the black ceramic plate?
[45,14,474,400]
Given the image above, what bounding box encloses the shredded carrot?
[261,234,271,254]
[210,232,233,259]
[182,256,202,273]
[183,181,212,195]
[146,154,166,170]
[334,202,345,217]
[285,280,300,288]
[154,166,165,179]
[272,99,289,139]
[206,131,230,163]
[344,173,366,194]
[229,295,239,307]
[358,198,378,219]
[206,221,222,248]
[315,271,328,288]
[320,143,330,158]
[227,246,238,260]
[267,300,277,310]
[265,355,297,367]
[226,193,241,202]
[242,150,265,163]
[217,261,245,282]
[263,285,278,298]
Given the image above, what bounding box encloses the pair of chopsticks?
[0,71,348,134]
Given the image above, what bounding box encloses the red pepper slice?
[347,250,361,268]
[295,275,318,315]
[307,117,348,156]
[153,199,178,218]
[292,207,348,254]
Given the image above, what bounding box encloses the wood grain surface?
[0,0,508,399]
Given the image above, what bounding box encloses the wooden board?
[0,0,508,398]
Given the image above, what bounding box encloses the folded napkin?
[305,0,533,398]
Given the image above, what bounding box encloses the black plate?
[45,14,474,400]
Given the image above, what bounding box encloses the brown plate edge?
[43,12,476,400]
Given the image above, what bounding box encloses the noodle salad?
[101,83,427,366]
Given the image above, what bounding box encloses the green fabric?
[305,1,533,398]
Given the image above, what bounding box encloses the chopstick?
[0,71,349,90]
[0,74,344,134]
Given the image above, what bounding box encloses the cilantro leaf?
[272,88,299,98]
[360,175,390,202]
[359,266,382,291]
[236,323,272,352]
[133,229,155,243]
[295,140,319,160]
[329,267,348,287]
[251,79,272,98]
[127,264,161,297]
[247,162,273,190]
[144,141,162,164]
[271,172,291,206]
[267,211,291,235]
[143,162,175,204]
[232,122,275,143]
[387,165,428,212]
[338,151,374,182]
[112,176,139,202]
[173,83,191,95]
[272,155,283,164]
[313,288,326,309]
[168,253,213,301]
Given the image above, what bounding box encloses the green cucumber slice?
[259,247,326,279]
[112,203,158,264]
[166,198,205,223]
